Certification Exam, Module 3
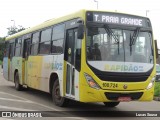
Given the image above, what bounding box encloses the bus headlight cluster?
[146,76,156,90]
[84,73,101,90]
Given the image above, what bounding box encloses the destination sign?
[88,12,147,27]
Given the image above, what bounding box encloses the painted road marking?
[0,105,37,111]
[0,91,59,111]
[0,118,15,120]
[0,92,32,102]
[0,90,88,120]
[0,97,33,103]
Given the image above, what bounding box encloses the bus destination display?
[92,13,146,27]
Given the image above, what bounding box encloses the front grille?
[97,74,149,82]
[105,92,143,100]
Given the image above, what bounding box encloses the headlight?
[146,76,155,90]
[84,73,101,90]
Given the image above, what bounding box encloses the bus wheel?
[14,72,22,91]
[103,102,120,107]
[52,79,69,107]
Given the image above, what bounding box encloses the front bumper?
[80,85,154,102]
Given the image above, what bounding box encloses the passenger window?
[51,24,65,53]
[39,28,52,54]
[31,32,40,55]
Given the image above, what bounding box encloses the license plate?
[118,97,131,102]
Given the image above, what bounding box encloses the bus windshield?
[86,25,154,73]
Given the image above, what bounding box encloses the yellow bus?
[3,10,158,107]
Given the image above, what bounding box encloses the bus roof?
[5,9,148,41]
[5,9,87,41]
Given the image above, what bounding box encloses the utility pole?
[9,20,17,35]
[94,0,98,10]
[146,10,149,17]
[11,20,15,28]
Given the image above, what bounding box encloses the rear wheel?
[52,79,69,107]
[14,72,22,91]
[103,102,120,107]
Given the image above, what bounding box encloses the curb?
[154,97,160,101]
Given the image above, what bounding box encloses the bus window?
[52,40,63,53]
[39,28,52,54]
[23,38,31,59]
[9,43,15,59]
[30,32,40,55]
[15,38,22,57]
[51,24,65,54]
[4,42,9,57]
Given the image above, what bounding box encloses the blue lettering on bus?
[105,64,144,72]
[52,62,63,70]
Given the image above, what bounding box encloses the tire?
[14,72,22,91]
[52,79,69,107]
[103,102,120,107]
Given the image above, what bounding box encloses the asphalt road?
[0,65,159,120]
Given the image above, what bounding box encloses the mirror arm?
[154,40,158,59]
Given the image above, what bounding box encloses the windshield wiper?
[129,27,140,55]
[104,24,120,54]
[130,27,140,46]
[104,24,119,43]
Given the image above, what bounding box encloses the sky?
[0,0,160,46]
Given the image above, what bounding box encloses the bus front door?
[65,28,80,100]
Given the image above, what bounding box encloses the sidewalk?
[154,96,160,101]
[0,65,3,73]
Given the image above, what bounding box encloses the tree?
[7,25,25,36]
[0,37,5,61]
[7,27,17,35]
[17,25,25,32]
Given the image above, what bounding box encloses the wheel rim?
[54,85,62,101]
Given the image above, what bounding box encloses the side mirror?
[154,40,158,59]
[77,23,84,39]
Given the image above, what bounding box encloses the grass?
[0,60,2,65]
[154,82,160,97]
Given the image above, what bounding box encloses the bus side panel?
[12,57,23,84]
[52,54,64,96]
[3,57,9,80]
[40,54,64,93]
[27,56,43,89]
[40,55,53,93]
